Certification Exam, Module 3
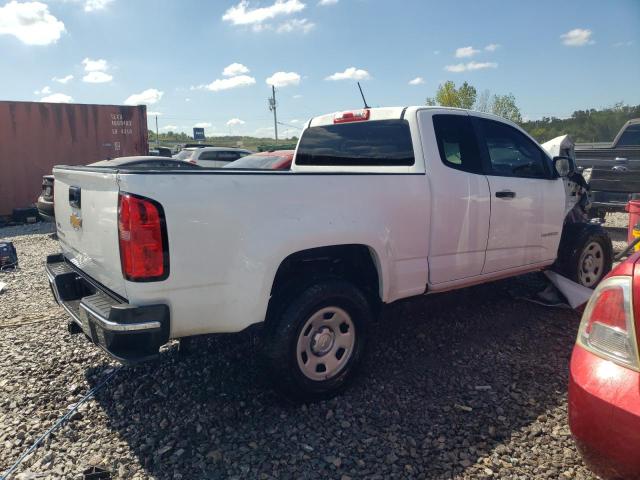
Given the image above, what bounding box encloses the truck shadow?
[85,273,579,479]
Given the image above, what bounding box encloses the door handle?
[495,190,516,199]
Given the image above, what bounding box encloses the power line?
[277,121,302,130]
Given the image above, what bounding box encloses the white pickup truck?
[47,107,612,400]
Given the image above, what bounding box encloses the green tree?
[457,82,477,109]
[426,81,476,109]
[520,103,640,143]
[491,93,522,123]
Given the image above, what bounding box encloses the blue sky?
[0,0,638,138]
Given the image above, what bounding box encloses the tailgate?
[53,167,127,298]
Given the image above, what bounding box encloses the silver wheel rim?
[296,306,356,381]
[578,241,605,288]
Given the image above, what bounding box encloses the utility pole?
[155,115,159,147]
[268,85,278,145]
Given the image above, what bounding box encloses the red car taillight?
[577,276,640,371]
[118,193,169,281]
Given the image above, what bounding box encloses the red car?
[223,150,294,170]
[569,252,640,480]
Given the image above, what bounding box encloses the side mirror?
[553,156,574,177]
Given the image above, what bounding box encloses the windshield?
[174,149,194,160]
[224,154,288,169]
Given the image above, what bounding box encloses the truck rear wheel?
[554,223,613,288]
[263,279,371,402]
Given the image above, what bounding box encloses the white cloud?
[34,86,52,95]
[41,93,73,103]
[408,77,424,85]
[326,67,370,81]
[445,61,497,73]
[83,71,112,83]
[81,57,112,83]
[185,98,191,102]
[222,0,305,27]
[194,122,212,128]
[290,119,300,123]
[227,118,245,126]
[613,40,634,47]
[83,0,114,12]
[0,1,66,45]
[223,63,250,77]
[266,71,301,87]
[484,43,500,52]
[124,88,164,105]
[293,94,302,99]
[161,125,179,131]
[455,46,480,58]
[197,75,256,92]
[146,111,162,116]
[277,18,314,33]
[318,0,338,4]
[52,74,73,84]
[560,28,594,46]
[433,50,440,55]
[82,57,108,72]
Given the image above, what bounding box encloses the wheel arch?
[268,243,386,311]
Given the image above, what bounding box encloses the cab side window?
[198,151,218,161]
[432,115,483,174]
[217,151,241,161]
[478,119,550,179]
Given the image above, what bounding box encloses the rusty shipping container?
[0,101,148,216]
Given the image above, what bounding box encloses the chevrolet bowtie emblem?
[70,213,82,230]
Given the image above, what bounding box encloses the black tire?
[554,223,613,288]
[262,278,371,402]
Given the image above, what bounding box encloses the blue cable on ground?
[1,367,122,480]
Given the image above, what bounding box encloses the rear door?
[418,110,491,284]
[474,117,565,273]
[53,167,127,297]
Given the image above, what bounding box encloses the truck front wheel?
[263,279,371,402]
[554,223,613,288]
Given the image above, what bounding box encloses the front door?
[474,117,565,273]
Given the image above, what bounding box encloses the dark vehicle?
[573,119,640,218]
[88,157,202,169]
[576,119,640,169]
[587,166,640,218]
[224,150,294,170]
[37,157,198,220]
[37,175,55,221]
[148,146,173,157]
[0,101,148,216]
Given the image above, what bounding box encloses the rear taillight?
[333,109,370,124]
[118,193,169,281]
[577,276,639,371]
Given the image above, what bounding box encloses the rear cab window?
[295,119,415,168]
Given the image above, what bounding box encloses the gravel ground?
[1,217,629,480]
